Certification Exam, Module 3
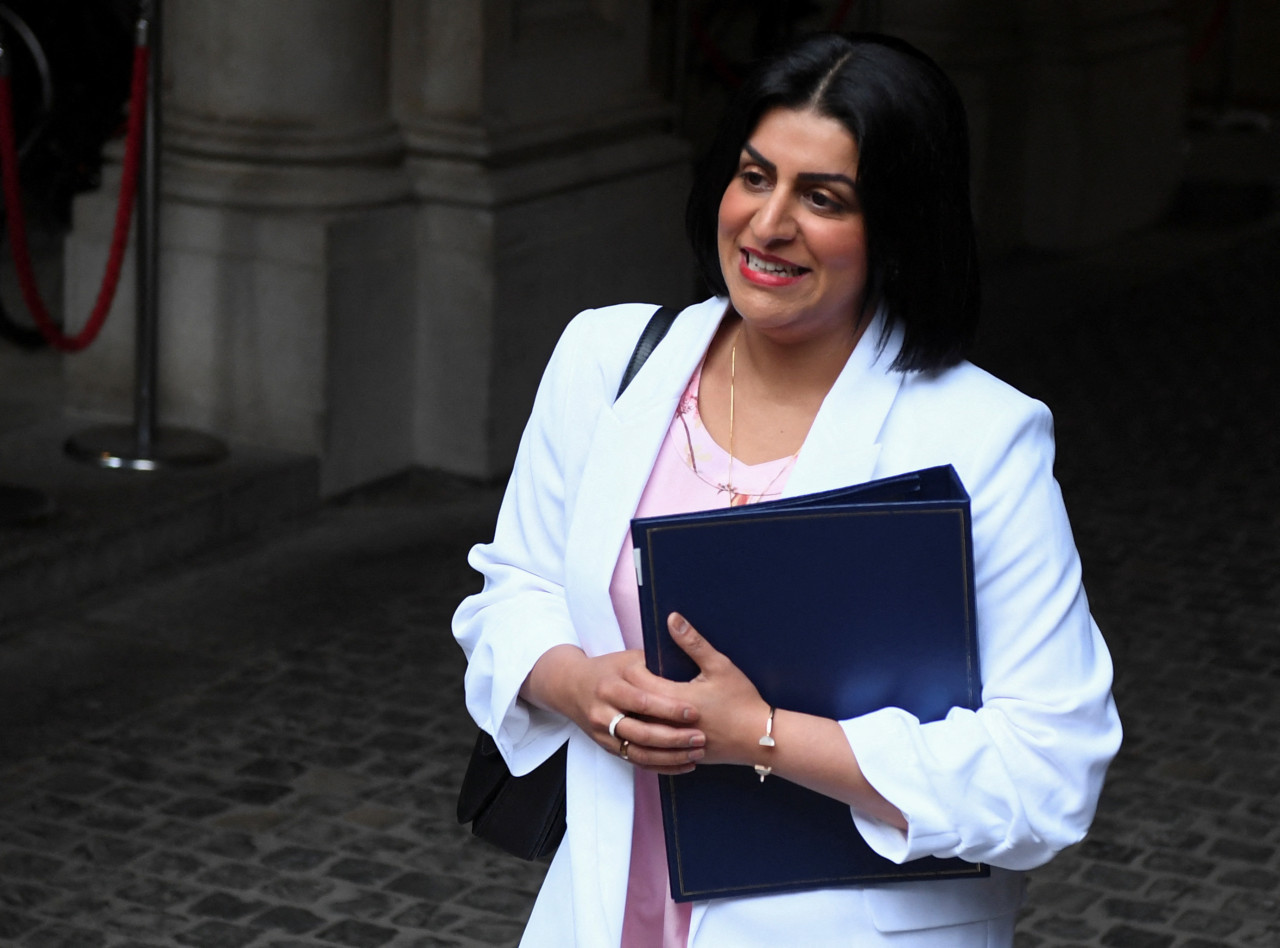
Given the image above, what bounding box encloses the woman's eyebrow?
[743,142,857,191]
[743,142,777,173]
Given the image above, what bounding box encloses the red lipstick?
[738,248,807,287]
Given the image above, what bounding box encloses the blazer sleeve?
[842,395,1122,871]
[451,313,598,776]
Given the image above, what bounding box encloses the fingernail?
[688,749,705,762]
[689,734,705,748]
[669,614,688,635]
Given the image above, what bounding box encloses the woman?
[454,32,1121,947]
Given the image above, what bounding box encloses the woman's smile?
[739,248,809,284]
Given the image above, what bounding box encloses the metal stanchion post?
[65,0,226,470]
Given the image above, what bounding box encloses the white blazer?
[454,297,1121,947]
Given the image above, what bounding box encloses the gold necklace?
[725,327,799,507]
[728,328,739,504]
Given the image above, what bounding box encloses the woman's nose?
[751,192,797,244]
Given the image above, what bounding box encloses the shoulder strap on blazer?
[615,305,678,402]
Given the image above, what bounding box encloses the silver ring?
[607,711,627,739]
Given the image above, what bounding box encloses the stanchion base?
[65,424,229,471]
[0,484,56,525]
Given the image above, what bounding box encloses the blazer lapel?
[560,300,726,942]
[564,300,727,658]
[784,310,906,497]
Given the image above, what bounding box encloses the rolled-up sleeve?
[452,315,597,776]
[844,398,1122,870]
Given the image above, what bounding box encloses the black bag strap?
[615,305,677,401]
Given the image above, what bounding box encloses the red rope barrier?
[0,44,148,352]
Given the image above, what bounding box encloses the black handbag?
[456,304,678,860]
[456,731,568,860]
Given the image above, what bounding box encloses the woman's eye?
[807,191,844,212]
[740,170,769,189]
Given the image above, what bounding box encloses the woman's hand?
[658,613,908,829]
[655,613,772,766]
[522,644,707,775]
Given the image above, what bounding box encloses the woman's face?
[717,107,868,342]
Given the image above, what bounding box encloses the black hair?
[685,33,979,372]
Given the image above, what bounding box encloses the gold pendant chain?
[725,325,799,507]
[728,328,738,505]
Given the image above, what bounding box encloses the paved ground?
[0,205,1277,944]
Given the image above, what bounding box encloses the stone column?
[1015,0,1185,249]
[64,0,415,493]
[391,0,693,477]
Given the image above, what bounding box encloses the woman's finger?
[622,741,703,774]
[601,730,703,771]
[611,715,706,753]
[602,668,700,726]
[667,611,725,671]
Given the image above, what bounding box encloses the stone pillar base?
[63,162,417,496]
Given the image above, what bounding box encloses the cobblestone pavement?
[0,224,1277,947]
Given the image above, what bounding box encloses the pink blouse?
[609,360,797,947]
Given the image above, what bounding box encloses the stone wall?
[64,0,692,491]
[60,0,1190,490]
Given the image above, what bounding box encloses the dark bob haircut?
[685,33,979,372]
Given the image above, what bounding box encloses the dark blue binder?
[630,465,987,902]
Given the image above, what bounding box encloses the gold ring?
[619,740,631,761]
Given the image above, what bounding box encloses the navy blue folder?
[630,465,987,902]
